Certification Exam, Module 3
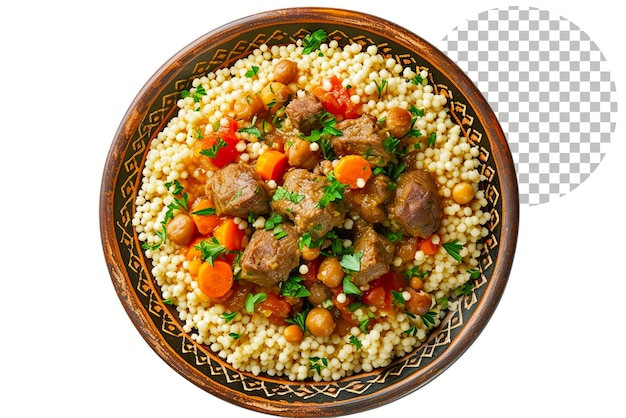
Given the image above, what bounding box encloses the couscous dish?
[133,30,490,382]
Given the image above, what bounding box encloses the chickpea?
[307,281,331,305]
[305,307,336,337]
[260,81,291,114]
[283,324,304,344]
[409,276,424,291]
[317,256,344,288]
[273,59,298,84]
[386,107,412,138]
[301,245,321,261]
[452,182,475,205]
[167,213,197,245]
[404,288,432,316]
[285,136,320,169]
[234,93,265,122]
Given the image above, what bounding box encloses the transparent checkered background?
[440,6,617,205]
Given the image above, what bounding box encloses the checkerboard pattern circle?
[440,6,617,205]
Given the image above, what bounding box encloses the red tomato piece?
[312,76,361,119]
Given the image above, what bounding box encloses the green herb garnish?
[349,335,362,350]
[308,356,328,374]
[221,312,237,323]
[317,171,347,208]
[195,237,227,266]
[340,250,362,273]
[181,84,207,102]
[302,29,327,54]
[245,292,267,314]
[280,276,312,299]
[199,137,228,159]
[342,276,362,296]
[272,186,305,204]
[442,240,463,262]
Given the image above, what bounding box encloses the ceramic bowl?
[100,7,518,417]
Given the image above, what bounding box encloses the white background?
[1,0,623,417]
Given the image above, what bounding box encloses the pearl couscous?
[133,30,490,382]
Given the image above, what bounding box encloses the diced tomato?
[361,272,408,314]
[257,293,292,326]
[301,257,323,282]
[222,280,254,312]
[311,76,361,119]
[195,118,240,168]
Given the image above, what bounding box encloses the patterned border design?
[111,26,501,407]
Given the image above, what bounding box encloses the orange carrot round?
[214,218,246,251]
[197,260,234,298]
[334,155,372,189]
[186,236,205,260]
[190,198,221,235]
[256,149,289,181]
[419,236,440,255]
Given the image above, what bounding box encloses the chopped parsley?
[221,312,237,323]
[285,307,309,332]
[349,335,362,350]
[280,276,311,298]
[195,238,226,266]
[272,224,288,240]
[454,282,474,297]
[199,137,228,159]
[391,290,405,305]
[442,240,463,262]
[191,207,216,216]
[272,186,305,204]
[245,65,259,78]
[264,213,283,230]
[427,132,437,147]
[308,356,328,374]
[375,79,388,99]
[340,250,362,273]
[383,136,401,154]
[421,310,438,328]
[300,111,342,142]
[317,171,347,208]
[302,29,327,54]
[245,292,267,314]
[342,276,361,296]
[181,84,207,102]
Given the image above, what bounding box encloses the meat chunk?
[331,113,392,167]
[285,94,325,135]
[209,163,270,217]
[271,168,346,239]
[240,223,301,286]
[385,170,442,238]
[351,227,395,287]
[345,174,392,223]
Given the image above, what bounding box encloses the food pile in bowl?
[132,29,491,382]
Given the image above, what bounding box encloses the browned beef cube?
[385,170,442,238]
[240,223,301,286]
[331,113,391,167]
[351,227,395,287]
[209,163,270,217]
[285,94,325,135]
[270,168,346,239]
[345,174,392,224]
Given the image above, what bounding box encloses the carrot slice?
[186,236,205,260]
[190,198,221,235]
[214,218,246,251]
[334,155,372,189]
[256,149,288,182]
[419,236,440,255]
[197,260,234,298]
